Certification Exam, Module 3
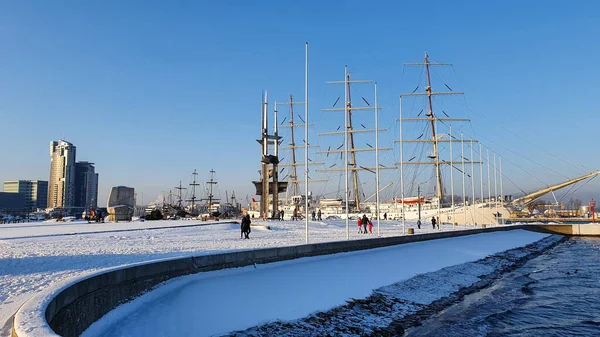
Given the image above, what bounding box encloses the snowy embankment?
[0,218,471,335]
[81,230,551,337]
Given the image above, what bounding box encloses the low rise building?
[3,180,48,211]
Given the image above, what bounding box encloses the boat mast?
[288,95,299,197]
[320,69,392,216]
[187,169,200,214]
[278,96,324,206]
[346,73,361,211]
[206,169,218,211]
[399,53,476,209]
[423,52,443,202]
[175,181,186,209]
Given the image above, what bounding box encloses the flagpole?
[304,42,309,243]
[450,126,455,226]
[375,82,381,236]
[344,65,349,240]
[400,95,405,235]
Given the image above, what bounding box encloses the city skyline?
[1,1,599,205]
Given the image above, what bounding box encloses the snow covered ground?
[81,230,549,337]
[0,218,502,335]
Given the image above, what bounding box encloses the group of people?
[358,214,374,234]
[311,209,322,221]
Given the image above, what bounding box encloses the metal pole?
[400,96,405,235]
[487,149,491,225]
[436,118,440,230]
[450,126,455,226]
[471,141,476,226]
[304,42,309,243]
[479,144,484,226]
[461,133,466,226]
[494,152,498,225]
[500,156,504,225]
[344,65,349,240]
[375,82,381,236]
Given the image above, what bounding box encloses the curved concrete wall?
[13,225,527,337]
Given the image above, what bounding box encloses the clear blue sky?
[1,1,599,206]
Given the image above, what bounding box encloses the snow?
[79,229,549,337]
[1,218,471,333]
[1,218,547,337]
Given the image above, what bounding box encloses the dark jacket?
[241,215,251,232]
[361,215,368,225]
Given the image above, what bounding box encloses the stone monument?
[106,186,135,222]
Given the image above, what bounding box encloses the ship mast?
[205,169,219,211]
[175,180,186,209]
[423,53,444,201]
[399,52,475,205]
[278,96,325,205]
[346,73,361,210]
[319,69,393,213]
[186,169,200,214]
[288,95,299,197]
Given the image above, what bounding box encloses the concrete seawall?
[11,225,540,337]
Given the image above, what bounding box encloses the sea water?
[407,237,600,336]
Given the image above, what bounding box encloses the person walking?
[431,216,436,229]
[383,212,387,220]
[361,214,369,234]
[367,218,373,233]
[311,210,316,221]
[317,209,322,221]
[417,219,422,229]
[358,218,363,233]
[241,214,251,239]
[240,215,246,239]
[280,209,285,221]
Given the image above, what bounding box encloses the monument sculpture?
[106,186,135,221]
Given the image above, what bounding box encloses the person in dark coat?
[431,216,436,229]
[317,209,322,221]
[240,215,246,239]
[361,214,369,234]
[241,214,251,239]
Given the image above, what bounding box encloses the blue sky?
[1,1,599,206]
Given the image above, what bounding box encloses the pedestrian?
[367,218,373,233]
[311,210,316,221]
[317,209,322,221]
[280,209,285,221]
[241,214,251,239]
[240,215,245,239]
[383,212,387,220]
[357,218,363,233]
[417,219,421,229]
[361,214,368,234]
[431,216,436,229]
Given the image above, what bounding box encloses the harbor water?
[407,237,600,336]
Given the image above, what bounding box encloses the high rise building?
[3,180,48,211]
[74,162,98,210]
[48,140,76,209]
